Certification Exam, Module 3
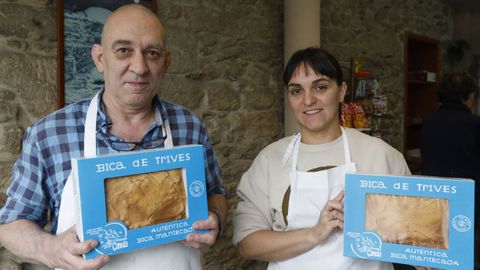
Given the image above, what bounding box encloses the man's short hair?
[437,72,477,103]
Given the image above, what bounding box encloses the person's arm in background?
[0,221,109,269]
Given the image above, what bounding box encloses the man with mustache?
[0,4,226,269]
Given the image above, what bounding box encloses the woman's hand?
[310,191,344,244]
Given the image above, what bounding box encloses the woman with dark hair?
[233,47,410,269]
[421,72,480,270]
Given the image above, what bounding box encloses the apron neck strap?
[84,92,99,158]
[282,133,300,166]
[340,127,352,163]
[83,93,175,157]
[163,118,174,148]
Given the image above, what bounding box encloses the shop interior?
[0,1,479,269]
[284,0,480,175]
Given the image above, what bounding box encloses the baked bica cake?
[105,169,187,229]
[365,194,449,249]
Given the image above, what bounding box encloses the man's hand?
[47,226,110,270]
[184,212,219,249]
[0,221,109,270]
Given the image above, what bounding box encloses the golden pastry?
[365,194,449,249]
[105,169,187,229]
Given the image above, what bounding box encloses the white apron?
[268,128,391,270]
[55,93,201,270]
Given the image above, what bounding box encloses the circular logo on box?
[189,180,205,197]
[350,232,382,259]
[452,215,471,232]
[96,222,129,254]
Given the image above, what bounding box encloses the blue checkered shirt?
[0,91,225,232]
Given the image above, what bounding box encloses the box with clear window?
[71,145,208,259]
[344,173,474,269]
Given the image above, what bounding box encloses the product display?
[365,194,449,249]
[105,169,187,229]
[352,102,369,129]
[345,57,387,139]
[341,102,369,129]
[344,173,475,269]
[72,145,208,259]
[341,102,353,128]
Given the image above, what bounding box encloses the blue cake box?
[71,145,208,259]
[344,173,474,269]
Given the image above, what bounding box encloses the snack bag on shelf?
[361,99,374,115]
[352,102,369,128]
[341,102,353,128]
[373,78,381,96]
[355,80,365,98]
[365,79,375,97]
[372,95,388,115]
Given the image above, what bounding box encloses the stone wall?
[0,1,56,268]
[0,0,458,269]
[156,1,284,269]
[321,0,453,151]
[0,0,283,269]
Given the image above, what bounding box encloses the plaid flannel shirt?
[0,90,225,232]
